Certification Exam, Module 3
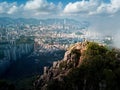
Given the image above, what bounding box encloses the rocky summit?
[34,41,88,89]
[34,41,120,90]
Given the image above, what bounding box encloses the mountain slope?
[34,41,120,90]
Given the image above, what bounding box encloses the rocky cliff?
[34,41,120,90]
[34,41,89,90]
[0,42,34,76]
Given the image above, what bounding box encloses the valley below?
[0,50,65,90]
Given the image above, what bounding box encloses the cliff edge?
[34,41,120,90]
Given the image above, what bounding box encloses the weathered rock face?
[0,43,34,76]
[34,41,120,90]
[34,41,88,90]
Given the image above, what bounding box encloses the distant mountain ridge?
[0,17,89,27]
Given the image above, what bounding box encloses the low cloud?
[0,0,120,18]
[64,0,120,16]
[7,5,18,14]
[64,0,99,15]
[113,32,120,48]
[0,2,18,14]
[0,0,62,18]
[86,15,120,48]
[24,0,62,14]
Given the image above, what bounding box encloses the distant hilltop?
[34,41,120,90]
[0,17,89,26]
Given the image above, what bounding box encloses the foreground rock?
[34,41,88,89]
[34,41,120,90]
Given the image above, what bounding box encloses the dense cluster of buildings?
[0,18,113,76]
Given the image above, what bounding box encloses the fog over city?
[86,15,120,48]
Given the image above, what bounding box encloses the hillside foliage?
[47,42,120,90]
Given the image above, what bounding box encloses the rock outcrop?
[0,41,34,76]
[34,41,88,90]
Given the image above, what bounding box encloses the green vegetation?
[47,42,120,90]
[14,76,36,90]
[0,80,15,90]
[16,36,34,44]
[75,32,83,35]
[0,76,36,90]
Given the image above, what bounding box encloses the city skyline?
[0,0,120,46]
